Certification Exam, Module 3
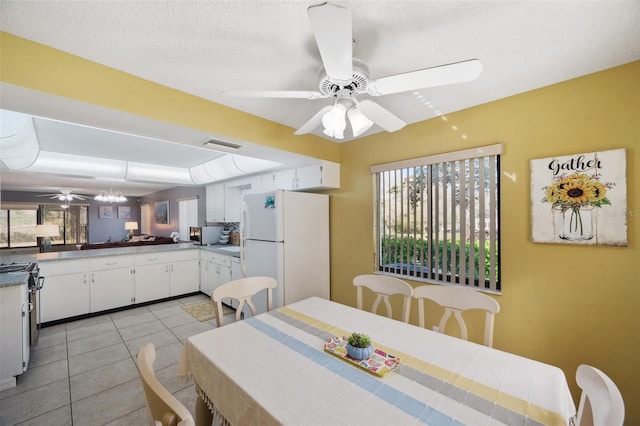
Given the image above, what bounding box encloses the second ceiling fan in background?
[223,2,483,140]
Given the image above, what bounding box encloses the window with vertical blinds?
[371,144,502,292]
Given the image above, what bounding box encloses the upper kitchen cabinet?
[263,161,340,191]
[295,162,340,190]
[205,183,243,223]
[206,183,225,222]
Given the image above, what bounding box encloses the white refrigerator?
[240,189,330,314]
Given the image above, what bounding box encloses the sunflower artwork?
[531,148,627,246]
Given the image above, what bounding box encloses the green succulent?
[347,332,371,348]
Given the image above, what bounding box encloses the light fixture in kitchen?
[94,189,127,203]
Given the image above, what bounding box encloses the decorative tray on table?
[324,336,400,377]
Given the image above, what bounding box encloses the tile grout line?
[64,321,74,426]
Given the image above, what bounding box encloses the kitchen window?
[0,204,38,248]
[371,144,502,292]
[41,205,88,246]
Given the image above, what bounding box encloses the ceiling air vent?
[203,139,241,150]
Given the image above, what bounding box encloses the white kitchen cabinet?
[224,186,242,222]
[0,282,29,391]
[206,183,225,222]
[228,257,244,310]
[169,250,200,296]
[90,256,134,313]
[274,169,297,190]
[260,162,340,191]
[295,161,340,190]
[200,252,214,296]
[262,173,276,192]
[134,252,171,303]
[39,259,91,323]
[200,252,232,297]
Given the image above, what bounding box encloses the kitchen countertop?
[1,243,240,288]
[0,243,241,268]
[200,244,241,258]
[0,272,29,288]
[35,242,199,262]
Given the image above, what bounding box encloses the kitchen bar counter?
[1,243,240,265]
[36,242,198,262]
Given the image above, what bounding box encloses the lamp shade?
[347,107,374,137]
[125,221,139,231]
[35,224,59,238]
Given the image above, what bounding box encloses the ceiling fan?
[222,2,483,139]
[36,189,90,203]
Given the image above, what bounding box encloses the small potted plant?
[346,332,373,360]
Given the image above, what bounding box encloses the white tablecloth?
[178,297,576,425]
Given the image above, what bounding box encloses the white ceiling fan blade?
[367,59,483,96]
[307,3,352,82]
[294,105,333,135]
[358,100,407,132]
[221,90,325,100]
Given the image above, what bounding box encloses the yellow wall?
[2,31,638,424]
[0,32,340,163]
[333,61,640,424]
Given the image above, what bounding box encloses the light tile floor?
[0,293,231,426]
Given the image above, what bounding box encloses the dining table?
[178,297,576,426]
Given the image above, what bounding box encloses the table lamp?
[125,221,138,239]
[36,224,60,252]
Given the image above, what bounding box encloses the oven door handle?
[36,276,45,290]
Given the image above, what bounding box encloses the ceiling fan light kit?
[221,2,482,140]
[94,189,127,203]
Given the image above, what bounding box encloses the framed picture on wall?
[117,206,131,219]
[531,148,627,246]
[155,200,170,224]
[99,205,114,219]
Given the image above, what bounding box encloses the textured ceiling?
[0,0,639,195]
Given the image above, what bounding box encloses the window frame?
[371,143,502,293]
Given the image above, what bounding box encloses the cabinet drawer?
[211,254,231,267]
[134,252,171,266]
[39,259,88,276]
[171,249,199,262]
[90,256,134,270]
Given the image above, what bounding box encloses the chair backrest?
[353,274,413,323]
[576,364,625,426]
[211,276,277,327]
[413,285,500,347]
[137,343,195,426]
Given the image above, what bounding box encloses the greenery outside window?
[41,205,88,246]
[371,144,502,292]
[0,205,38,248]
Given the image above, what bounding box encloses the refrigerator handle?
[240,200,248,277]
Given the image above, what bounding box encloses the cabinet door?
[39,259,91,322]
[170,260,200,296]
[90,268,134,313]
[296,161,340,190]
[40,272,90,322]
[200,257,211,295]
[224,186,242,222]
[262,173,276,192]
[274,169,296,190]
[231,258,244,280]
[211,183,225,222]
[134,263,170,303]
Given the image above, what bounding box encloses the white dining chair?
[575,364,625,426]
[353,274,413,323]
[413,284,500,347]
[211,276,277,327]
[137,342,195,426]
